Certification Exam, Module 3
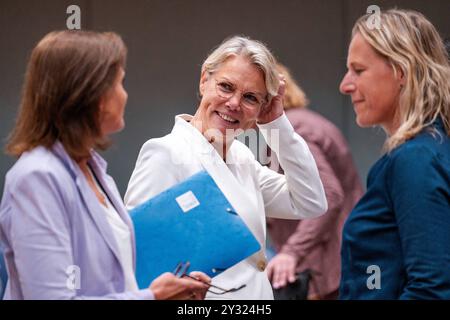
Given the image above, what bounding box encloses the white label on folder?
[176,191,200,213]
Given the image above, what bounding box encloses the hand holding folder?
[130,170,261,289]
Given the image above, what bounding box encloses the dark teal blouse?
[340,118,450,299]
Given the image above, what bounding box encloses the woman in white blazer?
[125,36,328,300]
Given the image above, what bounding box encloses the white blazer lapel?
[174,117,265,248]
[198,152,264,247]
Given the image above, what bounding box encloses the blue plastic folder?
[130,170,261,289]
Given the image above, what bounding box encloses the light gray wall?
[1,0,449,196]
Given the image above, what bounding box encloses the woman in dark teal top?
[339,9,450,299]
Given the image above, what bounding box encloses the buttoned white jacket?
[125,113,327,300]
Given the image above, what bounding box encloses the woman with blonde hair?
[125,36,327,299]
[339,9,450,299]
[266,63,363,299]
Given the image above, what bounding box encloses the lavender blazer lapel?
[88,158,137,267]
[51,143,123,268]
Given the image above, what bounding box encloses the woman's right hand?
[149,272,211,300]
[266,253,298,289]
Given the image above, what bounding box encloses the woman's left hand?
[256,75,286,124]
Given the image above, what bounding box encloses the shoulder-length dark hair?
[6,30,127,161]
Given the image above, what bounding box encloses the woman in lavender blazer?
[0,30,209,300]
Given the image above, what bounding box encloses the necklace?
[84,166,108,207]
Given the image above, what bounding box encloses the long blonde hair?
[353,9,450,151]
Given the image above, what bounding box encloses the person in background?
[339,9,450,299]
[0,30,210,300]
[266,63,363,300]
[125,36,327,299]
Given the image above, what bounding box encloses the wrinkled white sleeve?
[256,114,327,219]
[124,139,180,211]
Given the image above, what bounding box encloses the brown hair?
[276,63,309,110]
[6,30,127,161]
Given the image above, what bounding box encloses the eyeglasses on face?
[214,79,267,110]
[173,261,246,295]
